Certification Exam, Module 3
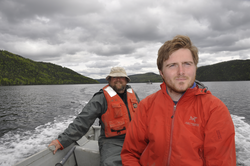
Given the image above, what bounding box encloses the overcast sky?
[0,0,249,79]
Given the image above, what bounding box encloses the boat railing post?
[93,126,101,140]
[55,146,76,166]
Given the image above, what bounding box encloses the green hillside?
[1,50,250,86]
[97,60,250,83]
[196,60,250,81]
[129,72,162,83]
[96,72,162,83]
[0,50,98,85]
[133,60,250,82]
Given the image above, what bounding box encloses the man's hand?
[48,139,62,154]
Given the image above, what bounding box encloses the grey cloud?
[86,61,119,68]
[88,42,135,56]
[0,0,249,79]
[0,0,103,22]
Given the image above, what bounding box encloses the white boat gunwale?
[14,126,101,166]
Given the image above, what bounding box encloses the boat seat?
[74,140,100,166]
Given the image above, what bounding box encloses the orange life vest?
[101,85,138,138]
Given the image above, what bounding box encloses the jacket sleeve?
[57,92,106,148]
[121,99,148,166]
[204,97,236,166]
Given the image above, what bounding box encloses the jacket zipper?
[167,104,177,166]
[199,148,206,166]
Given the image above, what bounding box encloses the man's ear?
[107,77,111,83]
[159,70,163,77]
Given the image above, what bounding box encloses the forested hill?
[97,72,162,83]
[98,59,250,83]
[196,59,250,81]
[129,72,162,83]
[1,50,249,86]
[0,50,98,85]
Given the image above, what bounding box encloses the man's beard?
[165,76,195,93]
[111,82,126,93]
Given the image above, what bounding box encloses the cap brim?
[106,75,130,82]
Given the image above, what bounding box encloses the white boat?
[14,126,101,166]
[146,80,152,84]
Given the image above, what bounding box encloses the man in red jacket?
[121,35,236,166]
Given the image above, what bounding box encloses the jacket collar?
[160,81,210,100]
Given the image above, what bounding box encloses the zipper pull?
[171,105,177,119]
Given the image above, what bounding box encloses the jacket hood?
[195,80,208,92]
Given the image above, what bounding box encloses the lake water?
[0,82,249,166]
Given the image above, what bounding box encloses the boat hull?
[14,126,101,166]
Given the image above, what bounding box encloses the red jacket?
[121,83,236,166]
[102,85,138,138]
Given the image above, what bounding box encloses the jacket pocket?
[112,103,123,118]
[109,120,126,134]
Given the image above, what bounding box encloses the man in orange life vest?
[121,35,236,166]
[48,67,140,166]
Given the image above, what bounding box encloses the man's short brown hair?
[157,35,199,71]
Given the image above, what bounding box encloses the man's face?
[160,48,196,94]
[109,77,127,93]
